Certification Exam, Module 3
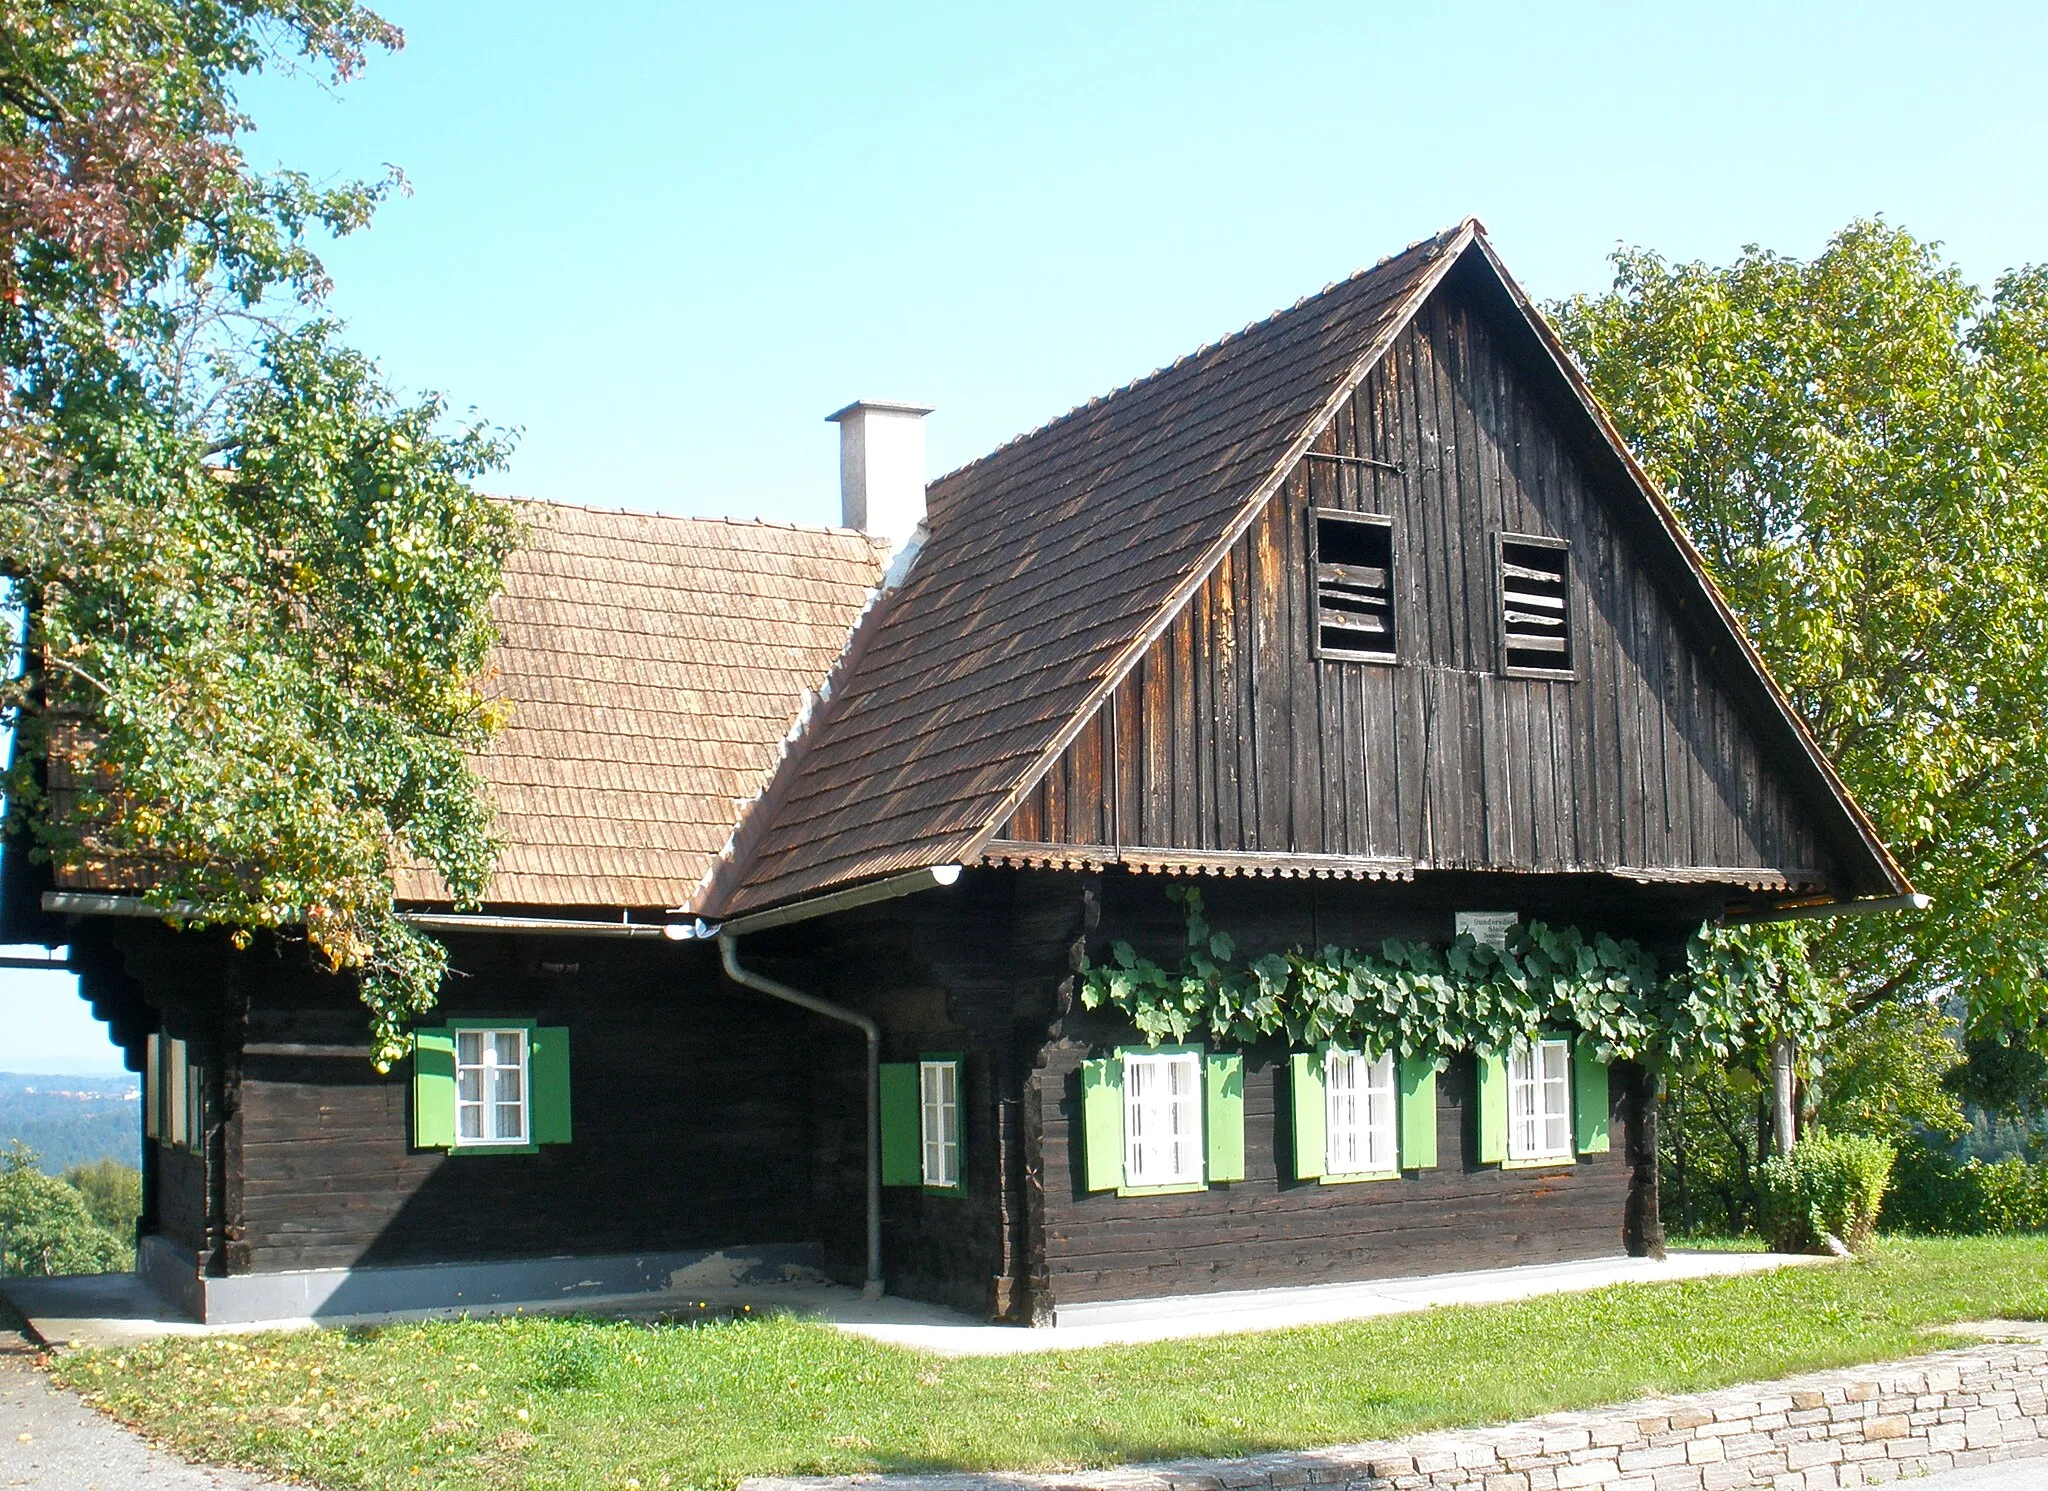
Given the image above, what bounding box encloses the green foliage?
[1945,1033,2048,1123]
[62,1157,141,1236]
[1552,221,2048,1049]
[0,1,518,1064]
[1813,1000,1967,1147]
[1884,1141,2048,1236]
[1080,887,1828,1071]
[1661,1060,1770,1237]
[0,1142,131,1276]
[46,1239,2048,1489]
[1757,1132,1896,1253]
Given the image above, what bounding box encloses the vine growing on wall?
[1079,886,1828,1070]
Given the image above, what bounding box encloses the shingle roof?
[395,501,884,909]
[710,225,1476,914]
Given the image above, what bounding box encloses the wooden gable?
[986,252,1852,896]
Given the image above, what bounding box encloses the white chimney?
[828,400,931,553]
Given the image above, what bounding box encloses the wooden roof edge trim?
[1461,233,1912,901]
[978,840,1419,882]
[1610,865,1819,891]
[691,571,903,917]
[955,225,1484,873]
[923,222,1477,498]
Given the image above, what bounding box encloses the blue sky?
[4,0,2044,1073]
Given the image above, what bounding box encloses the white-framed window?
[1508,1037,1573,1161]
[455,1028,529,1146]
[145,1033,204,1152]
[1325,1047,1397,1175]
[919,1058,961,1189]
[1123,1049,1203,1187]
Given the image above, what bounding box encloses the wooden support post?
[1771,1038,1797,1158]
[1623,1063,1666,1260]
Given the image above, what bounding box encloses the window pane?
[1365,1054,1395,1171]
[1125,1054,1202,1186]
[1326,1049,1358,1172]
[452,1029,528,1144]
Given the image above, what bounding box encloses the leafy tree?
[0,1142,129,1275]
[0,2,519,1065]
[62,1155,139,1234]
[1553,223,2048,1054]
[1946,1033,2048,1124]
[1812,999,1967,1148]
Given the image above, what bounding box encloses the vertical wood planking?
[980,278,1837,889]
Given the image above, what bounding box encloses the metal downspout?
[717,933,884,1301]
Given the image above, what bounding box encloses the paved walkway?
[7,1249,1826,1356]
[0,1335,291,1490]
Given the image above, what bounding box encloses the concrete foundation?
[133,1236,824,1325]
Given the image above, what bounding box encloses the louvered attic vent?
[1498,534,1571,674]
[1314,510,1396,662]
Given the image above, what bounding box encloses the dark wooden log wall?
[75,929,223,1263]
[1033,1040,1629,1307]
[232,936,828,1272]
[766,869,1088,1319]
[1027,874,1644,1311]
[998,273,1830,884]
[80,924,831,1277]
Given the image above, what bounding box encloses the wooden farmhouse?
[4,221,1912,1326]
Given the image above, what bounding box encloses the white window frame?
[1508,1037,1573,1161]
[1325,1047,1398,1176]
[919,1057,961,1189]
[147,1035,203,1152]
[455,1027,530,1148]
[1122,1049,1204,1188]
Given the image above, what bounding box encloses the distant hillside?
[0,1071,140,1172]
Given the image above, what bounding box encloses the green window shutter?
[529,1026,573,1145]
[1398,1056,1438,1170]
[412,1029,457,1150]
[1573,1038,1612,1154]
[1477,1051,1509,1164]
[1080,1056,1124,1192]
[1290,1050,1325,1181]
[879,1063,921,1186]
[1204,1052,1245,1183]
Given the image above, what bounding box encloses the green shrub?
[1973,1158,2048,1233]
[63,1158,142,1237]
[1758,1131,1895,1253]
[1886,1140,2048,1235]
[1883,1138,1974,1233]
[0,1142,133,1276]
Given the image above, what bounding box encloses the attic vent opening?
[1498,534,1571,674]
[1313,510,1396,662]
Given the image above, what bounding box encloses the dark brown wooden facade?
[11,224,1911,1327]
[995,264,1829,892]
[57,864,1687,1323]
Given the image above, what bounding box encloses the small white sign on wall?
[1455,911,1518,951]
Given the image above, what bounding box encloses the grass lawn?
[47,1237,2048,1491]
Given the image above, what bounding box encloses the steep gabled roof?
[716,221,1909,914]
[713,225,1476,913]
[395,502,885,909]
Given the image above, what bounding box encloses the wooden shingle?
[392,502,883,909]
